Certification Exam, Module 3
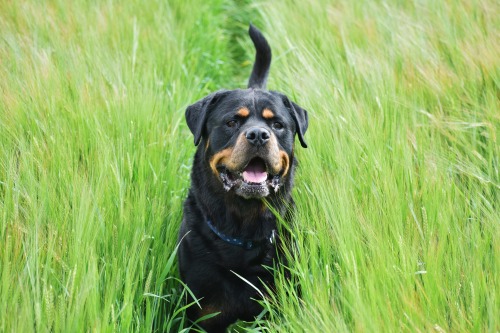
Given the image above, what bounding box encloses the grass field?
[0,0,498,332]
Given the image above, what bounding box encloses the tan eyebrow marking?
[262,108,274,119]
[237,107,250,117]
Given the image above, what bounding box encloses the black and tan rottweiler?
[178,24,308,332]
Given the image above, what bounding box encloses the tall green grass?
[0,0,238,331]
[262,1,499,331]
[0,0,498,332]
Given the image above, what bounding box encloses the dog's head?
[186,89,308,199]
[185,24,308,199]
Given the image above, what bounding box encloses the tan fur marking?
[209,147,233,177]
[267,134,285,175]
[237,107,250,117]
[209,133,250,178]
[279,150,290,177]
[262,108,274,119]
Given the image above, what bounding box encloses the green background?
[1,0,498,331]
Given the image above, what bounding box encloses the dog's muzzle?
[219,157,281,199]
[210,128,289,199]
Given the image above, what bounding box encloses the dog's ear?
[185,90,228,146]
[282,95,309,148]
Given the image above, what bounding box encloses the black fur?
[248,24,272,89]
[178,25,308,332]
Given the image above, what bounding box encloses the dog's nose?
[245,127,270,147]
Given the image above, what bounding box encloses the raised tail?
[247,24,272,89]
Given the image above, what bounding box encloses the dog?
[177,24,308,332]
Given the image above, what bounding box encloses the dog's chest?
[211,240,277,271]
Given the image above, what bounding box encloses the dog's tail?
[247,24,271,90]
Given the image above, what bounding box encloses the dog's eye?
[226,120,238,128]
[272,122,283,130]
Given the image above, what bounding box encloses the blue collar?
[206,219,277,250]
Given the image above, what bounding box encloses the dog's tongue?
[242,159,268,183]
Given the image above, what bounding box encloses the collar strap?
[206,219,277,250]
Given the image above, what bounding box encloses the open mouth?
[219,157,281,198]
[242,157,268,183]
